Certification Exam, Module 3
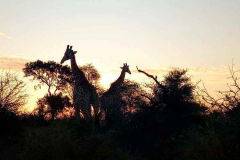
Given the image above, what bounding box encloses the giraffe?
[60,45,100,128]
[101,63,131,128]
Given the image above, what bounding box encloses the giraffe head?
[60,45,77,64]
[120,63,131,74]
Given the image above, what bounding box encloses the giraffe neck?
[70,54,88,83]
[109,69,126,92]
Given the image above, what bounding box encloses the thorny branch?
[197,60,240,112]
[136,66,164,88]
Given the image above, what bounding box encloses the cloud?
[0,56,29,71]
[0,32,13,39]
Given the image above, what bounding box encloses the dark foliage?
[118,69,207,158]
[2,63,240,160]
[36,93,72,121]
[0,108,21,152]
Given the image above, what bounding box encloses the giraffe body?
[101,63,131,127]
[61,45,100,126]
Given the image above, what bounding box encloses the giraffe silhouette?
[61,45,100,128]
[101,63,131,128]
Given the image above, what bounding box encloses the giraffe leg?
[91,90,101,132]
[73,101,80,122]
[100,96,106,120]
[101,95,111,126]
[80,99,91,123]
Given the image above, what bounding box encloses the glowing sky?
[1,0,240,111]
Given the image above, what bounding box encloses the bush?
[0,118,142,160]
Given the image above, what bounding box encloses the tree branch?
[136,66,163,88]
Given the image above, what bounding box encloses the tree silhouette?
[127,67,207,155]
[121,80,148,113]
[0,70,28,113]
[137,67,197,111]
[36,93,71,120]
[156,69,195,111]
[23,60,72,96]
[198,61,240,112]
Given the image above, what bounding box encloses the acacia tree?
[0,70,28,114]
[23,60,72,96]
[136,67,206,129]
[136,67,197,110]
[158,69,196,112]
[23,60,73,120]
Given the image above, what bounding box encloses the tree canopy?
[23,60,72,96]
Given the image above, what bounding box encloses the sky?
[1,0,240,111]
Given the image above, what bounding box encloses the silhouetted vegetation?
[0,70,28,114]
[2,61,240,160]
[23,60,72,96]
[36,93,72,121]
